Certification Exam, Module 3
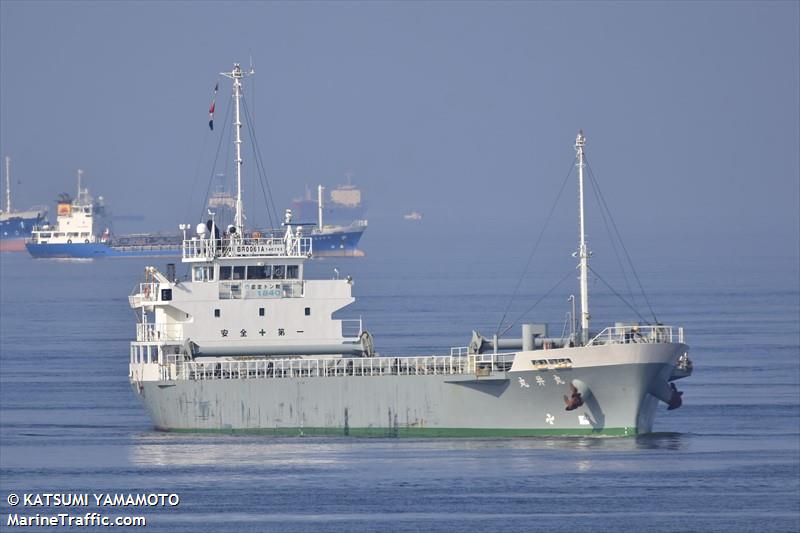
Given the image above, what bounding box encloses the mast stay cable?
[587,265,649,324]
[241,95,279,230]
[501,269,576,337]
[584,158,658,324]
[494,157,577,338]
[199,94,233,224]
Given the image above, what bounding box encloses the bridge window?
[219,266,232,280]
[161,288,172,301]
[286,265,299,279]
[272,265,285,279]
[233,266,246,280]
[193,266,215,282]
[247,265,270,280]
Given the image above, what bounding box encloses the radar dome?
[196,223,207,235]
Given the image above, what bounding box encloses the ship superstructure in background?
[292,183,367,257]
[128,63,692,436]
[26,170,181,259]
[0,157,47,252]
[293,181,366,226]
[207,178,366,258]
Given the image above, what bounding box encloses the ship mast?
[221,63,254,240]
[77,169,83,202]
[575,130,591,344]
[318,185,324,230]
[4,156,10,213]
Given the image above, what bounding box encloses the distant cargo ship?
[207,184,366,258]
[293,181,366,226]
[27,176,366,259]
[0,157,47,252]
[292,184,367,257]
[26,171,182,259]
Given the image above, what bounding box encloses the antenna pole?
[575,131,591,344]
[4,156,10,213]
[221,63,254,240]
[77,169,84,202]
[317,185,324,230]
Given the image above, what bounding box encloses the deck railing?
[588,325,684,346]
[128,282,159,307]
[136,323,183,342]
[182,235,312,261]
[175,354,472,381]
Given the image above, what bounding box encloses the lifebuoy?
[67,239,72,244]
[84,239,90,244]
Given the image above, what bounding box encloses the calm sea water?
[1,251,798,532]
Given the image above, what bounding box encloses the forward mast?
[575,130,591,345]
[220,63,254,241]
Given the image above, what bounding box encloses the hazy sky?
[1,1,798,263]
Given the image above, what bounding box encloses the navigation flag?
[208,82,219,130]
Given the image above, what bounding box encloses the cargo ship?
[26,171,182,259]
[292,183,367,257]
[0,157,47,252]
[128,63,692,436]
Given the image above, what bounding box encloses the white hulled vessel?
[128,63,692,436]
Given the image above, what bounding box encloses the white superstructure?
[129,64,371,382]
[29,170,104,245]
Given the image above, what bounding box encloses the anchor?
[563,382,584,411]
[667,382,683,410]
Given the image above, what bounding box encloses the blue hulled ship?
[26,171,182,259]
[0,157,47,252]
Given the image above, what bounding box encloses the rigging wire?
[501,269,576,337]
[184,128,212,226]
[587,265,649,324]
[584,157,637,308]
[241,95,279,230]
[199,94,233,224]
[584,157,659,323]
[495,156,577,337]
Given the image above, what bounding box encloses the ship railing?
[175,354,472,381]
[182,236,313,261]
[466,352,515,374]
[112,243,181,252]
[136,322,183,342]
[450,346,469,356]
[588,325,684,346]
[128,282,159,307]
